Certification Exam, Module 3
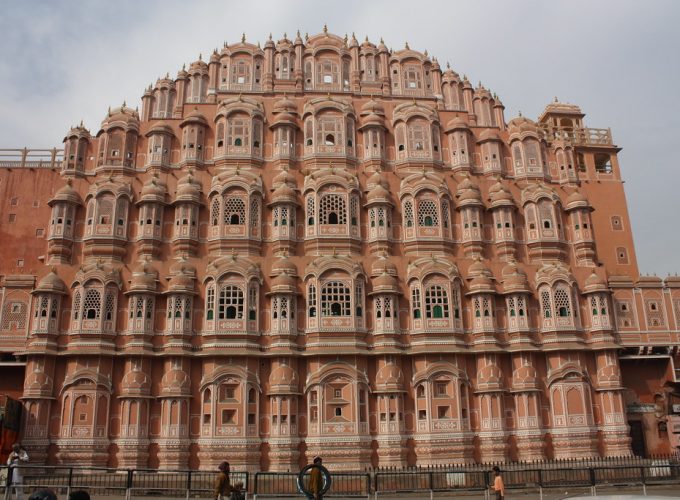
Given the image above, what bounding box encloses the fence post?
[428,471,433,500]
[4,467,12,500]
[66,467,74,499]
[186,470,192,500]
[640,466,647,496]
[589,467,596,496]
[125,469,133,500]
[253,472,259,500]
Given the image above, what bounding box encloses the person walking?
[214,461,233,500]
[7,443,29,500]
[492,466,505,500]
[308,456,324,500]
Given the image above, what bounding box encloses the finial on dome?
[323,23,328,34]
[269,33,273,40]
[257,41,261,48]
[380,37,384,44]
[79,119,83,127]
[165,72,169,78]
[446,61,450,69]
[405,41,410,49]
[283,32,287,39]
[182,63,186,70]
[305,32,309,42]
[344,33,348,44]
[365,35,369,42]
[519,110,523,117]
[122,100,126,108]
[198,53,202,61]
[554,96,559,102]
[424,49,428,57]
[241,32,246,43]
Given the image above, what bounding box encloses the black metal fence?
[1,455,680,499]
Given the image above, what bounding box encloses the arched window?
[223,196,246,225]
[408,121,430,152]
[306,195,315,226]
[319,194,347,225]
[541,289,552,318]
[218,285,244,320]
[554,288,571,317]
[411,287,422,319]
[308,284,317,318]
[425,285,449,318]
[84,289,101,320]
[321,281,351,317]
[403,200,414,228]
[418,200,439,227]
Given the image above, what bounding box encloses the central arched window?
[321,281,351,317]
[319,194,347,225]
[425,285,449,318]
[84,289,101,320]
[418,200,439,227]
[554,288,571,317]
[219,285,244,319]
[223,196,246,225]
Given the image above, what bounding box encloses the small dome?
[488,181,514,208]
[121,369,151,395]
[161,368,191,396]
[167,261,197,293]
[565,191,590,211]
[478,129,502,143]
[361,99,385,116]
[139,177,167,203]
[128,262,158,293]
[271,256,297,277]
[445,116,470,133]
[371,256,397,277]
[366,184,393,205]
[501,262,530,294]
[508,116,539,135]
[175,174,202,203]
[270,111,298,128]
[268,364,300,395]
[34,270,67,295]
[271,183,298,205]
[455,177,482,206]
[583,271,608,294]
[269,271,298,294]
[189,58,208,72]
[145,122,174,137]
[180,109,208,128]
[375,363,405,392]
[371,271,400,295]
[101,105,140,129]
[49,181,82,206]
[273,96,297,115]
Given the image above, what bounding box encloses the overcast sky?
[0,0,678,276]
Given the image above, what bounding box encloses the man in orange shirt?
[492,466,505,500]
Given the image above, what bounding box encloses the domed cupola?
[564,190,596,266]
[268,170,299,255]
[465,257,497,336]
[124,261,159,337]
[455,176,484,258]
[500,260,532,335]
[163,259,197,340]
[369,256,401,336]
[271,96,299,161]
[365,174,394,255]
[582,270,612,333]
[47,180,83,264]
[179,108,208,167]
[136,174,168,258]
[172,172,203,257]
[144,122,174,170]
[267,257,299,337]
[30,269,68,337]
[62,122,91,175]
[96,104,140,172]
[477,128,504,174]
[444,116,472,171]
[487,180,517,261]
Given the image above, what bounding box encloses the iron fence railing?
[2,455,680,499]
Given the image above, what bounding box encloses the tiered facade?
[1,28,679,471]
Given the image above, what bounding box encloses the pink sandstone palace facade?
[0,28,678,471]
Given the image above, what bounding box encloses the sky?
[0,0,678,275]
